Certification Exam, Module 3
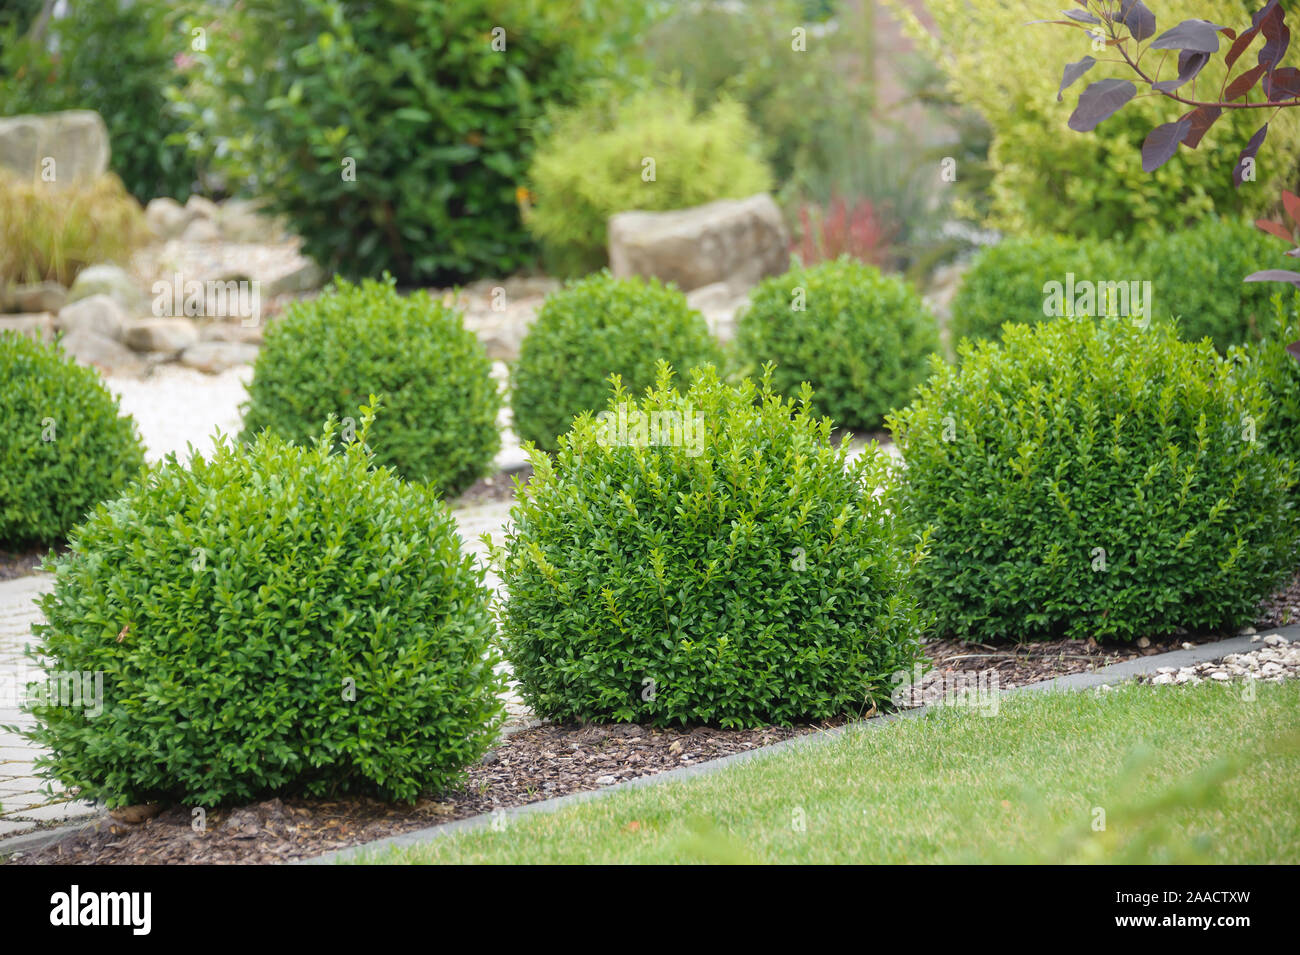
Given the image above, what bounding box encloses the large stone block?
[607,193,790,293]
[0,110,109,185]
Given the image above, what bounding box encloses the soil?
[1255,570,1300,630]
[6,722,817,865]
[448,464,532,509]
[0,544,61,581]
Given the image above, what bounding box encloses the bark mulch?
[449,464,532,510]
[0,545,59,581]
[5,722,817,865]
[1255,570,1300,630]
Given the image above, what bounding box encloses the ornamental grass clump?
[0,332,145,547]
[23,402,504,807]
[889,316,1300,643]
[496,363,927,727]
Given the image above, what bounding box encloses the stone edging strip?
[296,624,1300,865]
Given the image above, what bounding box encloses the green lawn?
[356,681,1300,865]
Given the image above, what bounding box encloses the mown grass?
[356,681,1300,865]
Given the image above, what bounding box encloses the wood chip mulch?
[1255,570,1300,630]
[448,464,532,509]
[0,545,58,581]
[4,722,821,866]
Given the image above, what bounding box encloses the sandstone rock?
[144,197,193,240]
[0,312,55,342]
[57,294,127,341]
[181,217,222,243]
[216,199,278,243]
[180,341,258,374]
[6,281,67,314]
[185,195,221,220]
[264,258,324,297]
[58,328,143,375]
[67,264,146,313]
[124,318,200,354]
[200,321,264,345]
[608,193,789,293]
[0,110,109,185]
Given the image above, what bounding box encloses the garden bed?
[1,624,1250,866]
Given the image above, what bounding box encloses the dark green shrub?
[496,363,927,727]
[736,257,939,431]
[526,87,773,277]
[889,317,1299,644]
[510,272,722,453]
[1239,291,1300,473]
[0,332,145,548]
[181,0,651,284]
[0,0,198,202]
[949,236,1124,346]
[1141,217,1281,352]
[241,277,500,496]
[23,407,504,807]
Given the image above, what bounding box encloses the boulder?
[144,197,193,240]
[6,281,67,314]
[0,110,109,185]
[181,217,222,243]
[686,281,749,343]
[180,341,258,374]
[200,322,264,345]
[0,313,55,343]
[57,294,127,341]
[185,195,221,220]
[264,258,324,297]
[124,318,199,354]
[67,264,146,314]
[608,194,789,293]
[215,199,277,243]
[57,329,144,376]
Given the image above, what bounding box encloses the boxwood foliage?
[241,277,500,496]
[510,271,722,453]
[0,332,145,547]
[1238,291,1300,475]
[23,404,505,808]
[949,235,1124,346]
[889,317,1300,644]
[495,363,927,727]
[1141,217,1281,352]
[736,257,939,431]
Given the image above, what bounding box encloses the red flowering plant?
[792,196,898,267]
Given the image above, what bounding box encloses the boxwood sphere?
[25,412,505,807]
[510,271,723,453]
[240,277,500,496]
[736,257,939,432]
[889,316,1299,643]
[949,235,1124,346]
[0,332,145,547]
[1141,216,1281,352]
[497,363,927,727]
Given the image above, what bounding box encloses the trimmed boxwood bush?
[23,406,504,807]
[949,235,1124,346]
[510,272,722,453]
[736,257,939,431]
[241,277,500,496]
[1141,217,1281,352]
[1239,291,1300,474]
[0,332,145,547]
[496,363,927,727]
[889,317,1300,644]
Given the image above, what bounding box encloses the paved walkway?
[0,501,515,839]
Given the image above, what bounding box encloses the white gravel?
[1139,634,1300,686]
[106,365,252,464]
